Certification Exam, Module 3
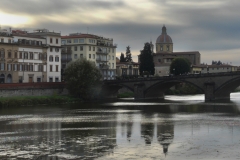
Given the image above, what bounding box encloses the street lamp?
[173,68,175,76]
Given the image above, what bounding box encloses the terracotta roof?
[156,25,173,44]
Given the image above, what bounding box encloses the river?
[1,93,240,160]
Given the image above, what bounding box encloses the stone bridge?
[102,72,240,101]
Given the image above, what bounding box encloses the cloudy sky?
[0,0,240,65]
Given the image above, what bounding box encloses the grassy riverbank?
[0,95,81,108]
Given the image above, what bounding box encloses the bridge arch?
[214,76,240,99]
[145,79,204,98]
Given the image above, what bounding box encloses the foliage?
[64,58,102,100]
[0,95,80,108]
[170,57,190,75]
[212,60,223,65]
[120,53,126,62]
[125,46,132,62]
[139,42,155,75]
[117,92,134,98]
[165,83,202,95]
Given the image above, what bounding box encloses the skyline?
[0,0,240,65]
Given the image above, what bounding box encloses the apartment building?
[0,28,61,83]
[29,29,61,82]
[61,33,117,80]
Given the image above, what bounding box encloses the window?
[39,53,42,60]
[74,39,78,43]
[30,52,33,59]
[112,63,114,69]
[8,39,11,43]
[24,64,28,71]
[74,46,77,51]
[112,48,114,53]
[55,48,59,52]
[7,64,11,71]
[50,38,52,43]
[1,39,3,43]
[89,39,95,43]
[55,56,59,62]
[89,54,91,59]
[19,52,22,59]
[8,52,11,58]
[80,46,83,51]
[89,46,91,51]
[160,46,163,51]
[14,52,17,58]
[49,56,53,62]
[93,47,95,51]
[61,40,66,44]
[50,48,53,52]
[49,77,53,82]
[67,39,71,43]
[108,55,110,60]
[0,63,4,70]
[29,65,33,71]
[0,51,5,58]
[74,54,77,59]
[50,65,53,72]
[38,65,43,72]
[55,77,59,82]
[24,52,28,59]
[19,64,22,71]
[112,56,114,60]
[56,38,58,44]
[44,54,47,60]
[167,46,169,51]
[80,54,83,58]
[56,65,58,72]
[108,48,110,53]
[14,64,17,71]
[79,39,84,43]
[93,54,95,59]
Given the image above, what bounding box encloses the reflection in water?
[0,93,240,159]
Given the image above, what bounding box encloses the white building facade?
[61,33,117,80]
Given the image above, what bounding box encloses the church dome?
[156,25,173,44]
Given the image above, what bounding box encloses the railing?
[96,58,108,62]
[96,51,108,55]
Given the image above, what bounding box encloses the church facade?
[153,25,201,76]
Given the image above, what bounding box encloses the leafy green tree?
[125,46,132,62]
[120,53,125,62]
[64,58,102,100]
[170,57,190,75]
[139,42,155,75]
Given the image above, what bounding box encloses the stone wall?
[0,88,68,97]
[0,82,68,97]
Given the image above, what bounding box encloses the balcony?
[96,51,108,55]
[98,64,109,69]
[96,58,108,62]
[61,55,72,63]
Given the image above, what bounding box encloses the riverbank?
[0,95,81,108]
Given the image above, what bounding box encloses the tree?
[125,46,132,62]
[139,42,155,75]
[120,53,125,62]
[64,58,102,100]
[170,57,190,75]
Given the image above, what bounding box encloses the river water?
[1,93,240,160]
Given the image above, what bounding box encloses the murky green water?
[1,93,240,159]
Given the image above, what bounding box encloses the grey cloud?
[0,0,125,15]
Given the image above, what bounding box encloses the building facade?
[61,33,117,80]
[0,28,61,83]
[191,64,238,74]
[153,25,201,76]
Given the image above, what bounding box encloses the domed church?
[153,25,201,76]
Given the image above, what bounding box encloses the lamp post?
[173,68,175,76]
